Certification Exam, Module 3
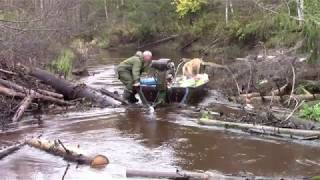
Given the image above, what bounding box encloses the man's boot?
[123,90,138,103]
[129,93,139,103]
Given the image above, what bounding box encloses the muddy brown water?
[1,49,320,179]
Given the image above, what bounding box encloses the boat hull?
[135,83,208,105]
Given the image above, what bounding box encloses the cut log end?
[90,155,109,167]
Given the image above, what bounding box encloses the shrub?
[298,103,320,122]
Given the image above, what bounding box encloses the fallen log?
[0,85,25,98]
[250,94,320,104]
[270,84,288,96]
[0,143,24,159]
[239,92,261,99]
[0,68,17,75]
[126,169,265,179]
[202,62,226,69]
[26,138,109,168]
[138,34,179,49]
[0,79,71,106]
[180,37,200,51]
[299,80,320,94]
[21,66,119,107]
[126,169,209,180]
[37,89,63,99]
[239,85,288,100]
[99,88,128,105]
[198,118,320,138]
[12,95,33,122]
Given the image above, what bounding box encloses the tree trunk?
[104,0,108,22]
[22,66,120,107]
[229,0,234,14]
[26,138,109,168]
[225,0,229,25]
[296,0,304,25]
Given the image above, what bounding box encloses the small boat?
[137,74,209,105]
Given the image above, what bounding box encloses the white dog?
[182,58,203,77]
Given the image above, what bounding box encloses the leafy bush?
[298,103,320,122]
[172,0,208,18]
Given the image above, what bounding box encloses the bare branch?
[0,18,41,24]
[0,23,70,32]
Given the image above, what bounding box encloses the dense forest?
[0,0,319,67]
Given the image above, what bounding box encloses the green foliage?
[102,0,180,43]
[201,110,211,119]
[301,0,320,62]
[0,9,19,20]
[311,176,320,180]
[226,18,272,43]
[51,49,74,78]
[172,0,208,18]
[86,0,320,63]
[305,0,320,23]
[298,103,320,122]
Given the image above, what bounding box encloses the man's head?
[143,50,152,62]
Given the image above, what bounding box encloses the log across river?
[1,53,320,179]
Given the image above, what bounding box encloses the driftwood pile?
[0,64,125,123]
[199,54,320,140]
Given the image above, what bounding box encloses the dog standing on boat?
[182,58,203,77]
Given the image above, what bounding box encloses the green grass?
[51,49,74,78]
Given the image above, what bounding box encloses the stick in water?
[62,163,70,180]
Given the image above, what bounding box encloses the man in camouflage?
[117,50,152,103]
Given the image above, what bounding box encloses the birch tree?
[296,0,304,25]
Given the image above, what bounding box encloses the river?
[0,49,320,179]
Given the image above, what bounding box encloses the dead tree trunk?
[26,138,109,168]
[12,96,33,122]
[199,118,320,138]
[99,88,128,105]
[0,85,25,98]
[37,89,63,99]
[0,143,24,159]
[22,66,120,107]
[138,34,179,49]
[126,169,209,179]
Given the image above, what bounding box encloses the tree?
[172,0,208,18]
